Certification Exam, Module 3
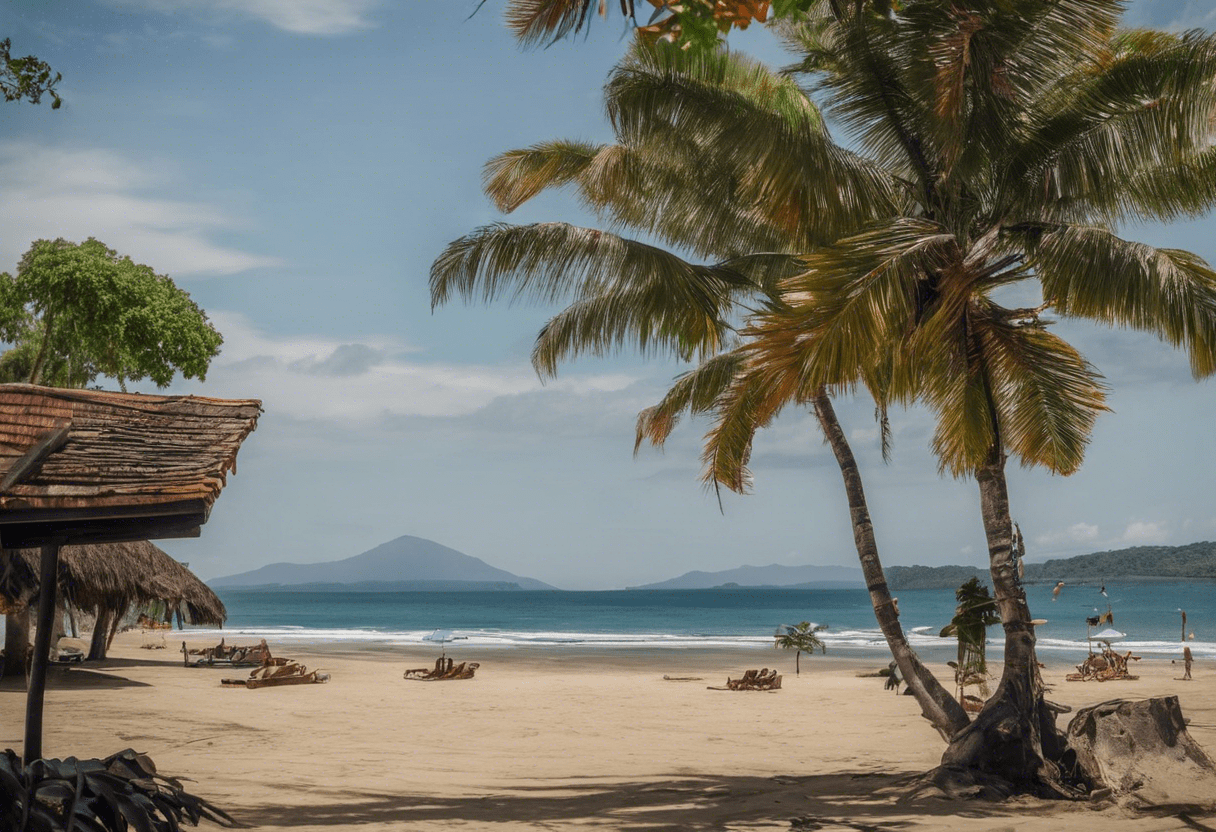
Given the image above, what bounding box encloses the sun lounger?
[1066,647,1140,682]
[404,656,480,680]
[222,658,330,688]
[182,638,273,668]
[708,668,782,691]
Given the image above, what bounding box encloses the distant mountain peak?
[629,563,863,590]
[210,535,555,591]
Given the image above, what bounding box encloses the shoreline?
[4,632,1213,830]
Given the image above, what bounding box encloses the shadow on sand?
[0,666,152,691]
[234,771,1076,830]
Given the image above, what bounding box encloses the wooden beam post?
[23,542,60,764]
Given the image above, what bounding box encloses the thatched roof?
[0,540,226,626]
[0,384,261,548]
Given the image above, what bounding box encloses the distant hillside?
[628,563,864,590]
[210,535,555,590]
[886,541,1216,590]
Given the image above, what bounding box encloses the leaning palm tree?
[696,1,1216,797]
[431,41,969,738]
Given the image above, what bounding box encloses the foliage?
[0,39,61,109]
[774,620,827,674]
[0,238,223,390]
[886,543,1216,589]
[503,0,773,52]
[939,578,999,699]
[0,748,235,832]
[774,621,827,654]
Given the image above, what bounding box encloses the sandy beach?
[3,633,1214,832]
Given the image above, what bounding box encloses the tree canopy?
[0,238,223,390]
[1,38,61,108]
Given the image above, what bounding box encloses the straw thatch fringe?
[0,541,225,626]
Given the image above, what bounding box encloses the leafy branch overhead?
[0,38,61,108]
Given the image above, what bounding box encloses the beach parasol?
[1088,628,1126,647]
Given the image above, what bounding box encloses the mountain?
[209,535,555,590]
[628,563,864,590]
[885,541,1216,590]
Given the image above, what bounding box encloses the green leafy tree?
[432,41,969,738]
[1,38,61,108]
[695,2,1216,797]
[774,621,827,674]
[0,238,223,391]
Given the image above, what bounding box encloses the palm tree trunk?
[934,446,1082,797]
[811,391,970,739]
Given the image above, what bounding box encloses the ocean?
[195,579,1216,661]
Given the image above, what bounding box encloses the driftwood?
[183,638,272,668]
[1067,696,1216,811]
[1066,647,1140,682]
[404,656,479,681]
[222,658,329,689]
[708,668,782,691]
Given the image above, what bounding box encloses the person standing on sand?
[1183,646,1194,681]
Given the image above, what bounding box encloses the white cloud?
[107,0,384,35]
[1034,521,1100,547]
[169,311,643,423]
[1120,520,1169,545]
[0,143,282,276]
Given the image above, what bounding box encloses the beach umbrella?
[1088,628,1126,647]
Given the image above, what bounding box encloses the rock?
[1066,696,1216,811]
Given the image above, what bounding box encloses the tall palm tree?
[697,1,1216,796]
[431,42,969,738]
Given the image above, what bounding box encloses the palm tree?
[939,578,1000,706]
[774,621,827,674]
[695,1,1216,796]
[431,42,969,738]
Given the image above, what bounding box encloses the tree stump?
[1067,696,1216,811]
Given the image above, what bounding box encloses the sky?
[1,1,1214,590]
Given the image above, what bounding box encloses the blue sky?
[2,1,1214,589]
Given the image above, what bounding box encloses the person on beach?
[1184,646,1194,681]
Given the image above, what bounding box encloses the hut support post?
[24,542,60,764]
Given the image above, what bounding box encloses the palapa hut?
[0,383,260,763]
[1,540,227,663]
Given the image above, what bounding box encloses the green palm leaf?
[634,349,747,452]
[1026,225,1216,378]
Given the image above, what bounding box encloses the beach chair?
[403,656,480,680]
[222,658,330,688]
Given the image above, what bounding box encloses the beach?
[4,633,1213,831]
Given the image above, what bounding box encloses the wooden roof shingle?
[0,384,261,548]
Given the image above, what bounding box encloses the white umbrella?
[1089,628,1126,646]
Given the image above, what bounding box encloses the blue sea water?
[197,579,1216,661]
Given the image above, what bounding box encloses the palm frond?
[980,311,1108,475]
[530,284,735,377]
[505,0,601,47]
[484,141,603,213]
[634,349,747,452]
[430,221,753,310]
[1026,225,1216,378]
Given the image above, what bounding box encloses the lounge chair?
[404,656,479,680]
[182,638,272,667]
[222,658,329,688]
[708,668,782,691]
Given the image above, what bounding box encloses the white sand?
[2,633,1213,831]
